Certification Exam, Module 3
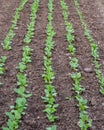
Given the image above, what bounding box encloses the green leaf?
[2,127,10,130]
[18,62,27,72]
[0,56,7,63]
[17,73,28,87]
[14,87,25,97]
[46,125,57,130]
[70,57,79,70]
[6,112,15,120]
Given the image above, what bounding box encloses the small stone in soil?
[91,97,97,105]
[84,67,93,73]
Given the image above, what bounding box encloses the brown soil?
[0,0,104,130]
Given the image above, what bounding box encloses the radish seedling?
[74,0,104,96]
[2,1,40,129]
[24,0,39,44]
[46,125,57,130]
[60,0,92,129]
[2,0,28,50]
[42,0,58,122]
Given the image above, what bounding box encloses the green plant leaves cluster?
[74,0,104,96]
[2,64,31,130]
[16,45,32,73]
[42,0,58,123]
[0,56,7,86]
[71,72,92,130]
[2,72,30,130]
[2,0,28,50]
[2,98,27,130]
[24,0,39,44]
[60,0,92,129]
[0,56,7,75]
[46,125,57,130]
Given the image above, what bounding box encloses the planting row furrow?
[2,0,40,130]
[42,0,58,125]
[74,0,104,96]
[2,0,28,50]
[60,0,92,130]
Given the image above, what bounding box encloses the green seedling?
[42,69,55,84]
[91,43,99,59]
[46,125,57,130]
[0,56,7,63]
[42,0,58,122]
[0,56,7,87]
[18,62,27,72]
[74,0,104,96]
[0,67,5,74]
[17,73,28,87]
[42,84,57,107]
[48,0,54,12]
[2,97,27,130]
[14,87,32,98]
[79,111,92,130]
[76,95,88,111]
[22,55,31,64]
[60,0,92,129]
[22,46,32,64]
[71,72,81,81]
[0,56,7,74]
[67,44,76,55]
[23,46,32,56]
[70,57,79,70]
[44,104,59,122]
[2,0,28,50]
[24,0,39,44]
[2,1,40,129]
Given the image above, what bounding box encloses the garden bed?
[0,0,104,130]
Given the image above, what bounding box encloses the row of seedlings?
[0,56,7,85]
[0,0,28,88]
[42,0,58,129]
[2,0,40,130]
[60,0,92,130]
[74,0,104,95]
[2,0,28,50]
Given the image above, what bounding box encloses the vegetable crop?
[42,0,58,122]
[46,125,57,130]
[24,0,39,44]
[0,56,7,75]
[0,56,7,86]
[2,0,40,129]
[60,0,92,129]
[2,0,28,50]
[74,0,104,96]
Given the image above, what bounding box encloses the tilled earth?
[0,0,104,130]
